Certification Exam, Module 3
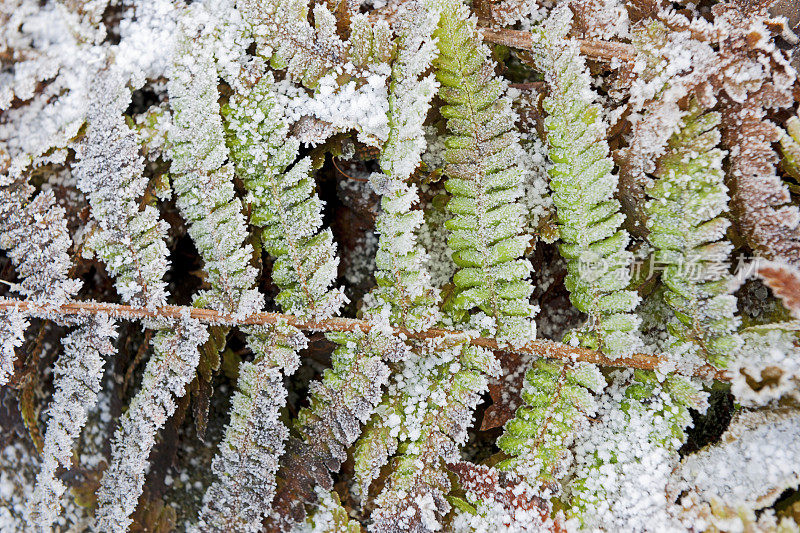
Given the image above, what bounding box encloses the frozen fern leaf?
[95,316,208,532]
[75,68,170,309]
[0,172,82,305]
[223,68,344,320]
[433,0,536,346]
[532,7,640,356]
[196,323,307,533]
[168,7,261,319]
[370,340,500,532]
[0,307,27,387]
[497,361,605,482]
[28,315,116,531]
[645,103,741,367]
[365,0,441,332]
[269,330,390,529]
[240,0,392,88]
[379,0,440,182]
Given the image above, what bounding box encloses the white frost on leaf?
[670,408,800,514]
[195,323,306,532]
[0,307,29,387]
[94,315,208,532]
[74,68,170,309]
[27,314,117,532]
[167,4,263,319]
[0,171,82,306]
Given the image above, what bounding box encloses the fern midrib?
[387,247,413,326]
[545,42,608,346]
[221,364,271,530]
[266,174,318,314]
[667,180,715,357]
[528,362,570,459]
[448,44,501,324]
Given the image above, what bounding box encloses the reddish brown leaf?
[757,260,800,318]
[448,461,562,530]
[481,351,528,431]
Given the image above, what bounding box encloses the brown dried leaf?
[481,351,528,431]
[448,462,560,530]
[757,260,800,318]
[722,98,800,266]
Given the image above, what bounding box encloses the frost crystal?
[75,68,170,309]
[0,307,28,387]
[95,315,208,532]
[27,315,117,531]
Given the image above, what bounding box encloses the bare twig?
[480,27,636,63]
[0,297,728,381]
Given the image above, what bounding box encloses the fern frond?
[168,8,262,319]
[370,340,499,532]
[353,398,401,497]
[379,0,440,182]
[27,315,117,531]
[531,7,641,356]
[0,307,28,387]
[567,370,705,528]
[269,330,391,529]
[365,0,441,332]
[196,322,307,533]
[0,164,83,387]
[75,68,170,309]
[95,315,208,531]
[645,102,741,367]
[433,0,536,346]
[223,68,345,320]
[0,170,82,305]
[496,361,605,482]
[298,331,391,469]
[722,98,800,267]
[369,176,440,331]
[239,0,392,88]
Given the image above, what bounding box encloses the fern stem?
[480,27,635,63]
[0,297,728,380]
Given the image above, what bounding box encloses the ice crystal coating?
[497,361,606,482]
[75,68,170,309]
[196,323,307,532]
[223,67,345,320]
[27,315,117,531]
[94,315,208,532]
[370,339,500,532]
[168,5,262,319]
[670,408,800,514]
[645,103,741,367]
[567,370,706,529]
[433,0,537,346]
[532,7,641,356]
[0,170,82,305]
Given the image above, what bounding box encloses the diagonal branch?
[480,27,636,63]
[0,297,728,380]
